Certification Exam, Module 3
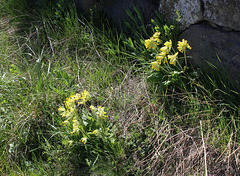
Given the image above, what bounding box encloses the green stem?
[184,50,187,67]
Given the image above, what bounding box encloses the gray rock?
[180,22,240,80]
[158,0,240,31]
[203,0,240,31]
[158,0,203,30]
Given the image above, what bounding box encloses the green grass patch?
[0,0,239,175]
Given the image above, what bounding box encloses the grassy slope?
[0,0,240,175]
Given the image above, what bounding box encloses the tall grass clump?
[0,0,240,175]
[0,0,134,174]
[132,21,240,175]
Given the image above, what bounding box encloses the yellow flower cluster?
[92,129,99,136]
[177,39,192,53]
[90,105,108,119]
[80,137,87,144]
[71,119,80,134]
[151,39,178,70]
[78,90,91,105]
[145,32,161,50]
[58,90,110,146]
[149,38,191,71]
[58,90,91,134]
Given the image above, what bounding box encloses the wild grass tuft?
[0,0,239,175]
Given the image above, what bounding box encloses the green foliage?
[58,91,125,174]
[0,0,239,175]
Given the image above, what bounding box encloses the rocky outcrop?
[203,0,240,31]
[159,0,240,81]
[180,22,240,80]
[159,0,203,30]
[158,0,240,31]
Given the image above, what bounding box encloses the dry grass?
[102,73,240,175]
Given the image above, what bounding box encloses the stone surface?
[158,0,240,81]
[158,0,203,30]
[158,0,240,31]
[180,22,240,80]
[203,0,240,31]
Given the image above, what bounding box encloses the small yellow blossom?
[60,110,73,118]
[92,130,99,136]
[160,46,170,54]
[145,32,161,50]
[80,137,87,144]
[65,95,76,110]
[152,32,160,39]
[82,90,91,100]
[58,106,65,112]
[156,52,167,64]
[71,119,80,134]
[78,90,91,104]
[177,39,191,53]
[74,93,81,101]
[164,40,172,52]
[152,32,161,44]
[145,38,156,50]
[62,119,70,125]
[151,61,160,71]
[156,55,163,64]
[90,105,96,113]
[168,52,179,66]
[68,140,74,146]
[96,106,108,119]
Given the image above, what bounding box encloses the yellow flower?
[156,55,163,64]
[177,39,191,53]
[62,120,70,125]
[71,119,80,134]
[152,32,161,45]
[60,110,72,118]
[145,39,151,49]
[164,40,172,52]
[65,95,76,110]
[160,46,170,54]
[78,90,91,104]
[92,130,99,136]
[90,105,96,113]
[68,140,74,146]
[82,90,91,100]
[74,93,81,101]
[58,106,65,112]
[145,32,161,50]
[96,106,108,119]
[145,38,156,50]
[151,61,160,71]
[168,52,178,66]
[80,137,87,144]
[152,32,160,39]
[156,52,167,64]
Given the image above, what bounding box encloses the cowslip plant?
[58,90,118,170]
[146,31,192,88]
